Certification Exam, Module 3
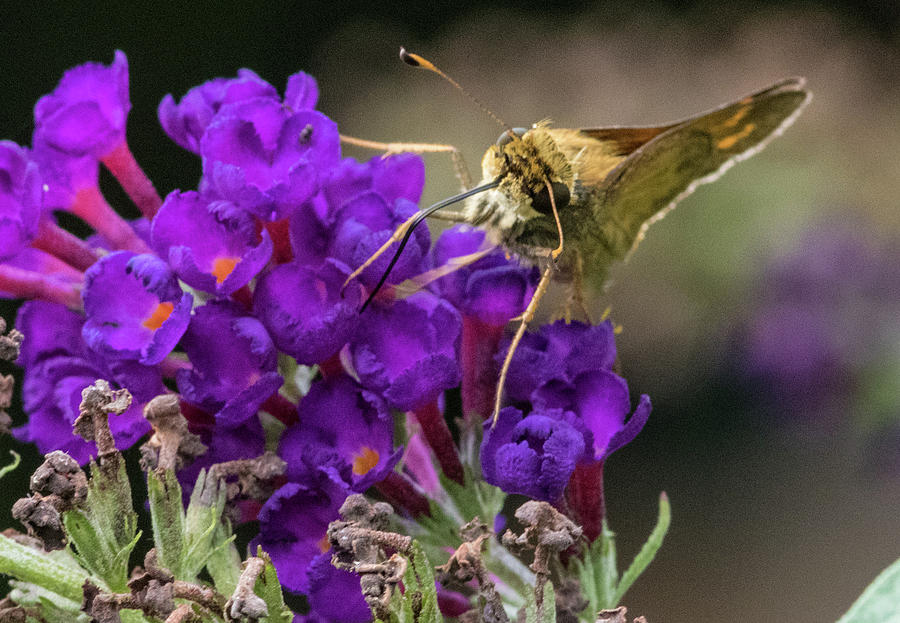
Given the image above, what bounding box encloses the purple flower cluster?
[480,321,651,539]
[738,221,900,423]
[1,51,653,616]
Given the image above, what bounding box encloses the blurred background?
[1,2,898,621]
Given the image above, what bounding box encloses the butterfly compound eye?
[531,181,570,214]
[496,127,528,146]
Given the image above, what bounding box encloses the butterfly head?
[478,123,574,219]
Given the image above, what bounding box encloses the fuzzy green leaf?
[147,469,186,579]
[524,581,556,623]
[181,469,230,580]
[63,454,138,592]
[612,492,670,605]
[0,533,87,603]
[252,548,293,623]
[205,520,242,596]
[572,520,618,619]
[837,555,900,623]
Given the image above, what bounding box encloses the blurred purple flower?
[0,141,42,260]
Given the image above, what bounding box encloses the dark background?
[2,3,900,621]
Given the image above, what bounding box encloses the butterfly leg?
[339,134,472,191]
[561,253,592,323]
[543,178,565,262]
[491,263,555,427]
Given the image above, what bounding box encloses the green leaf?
[147,468,186,579]
[205,520,242,596]
[181,469,229,580]
[0,533,87,603]
[572,521,618,619]
[837,555,900,623]
[406,541,441,623]
[524,581,556,623]
[63,454,138,592]
[612,492,671,605]
[252,548,293,623]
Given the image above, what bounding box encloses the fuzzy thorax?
[461,125,574,261]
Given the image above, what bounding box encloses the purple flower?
[431,225,539,325]
[283,72,319,112]
[330,194,428,290]
[81,251,192,365]
[200,98,339,220]
[12,300,160,464]
[29,137,99,213]
[279,375,400,492]
[176,301,282,428]
[480,406,585,502]
[533,371,652,462]
[253,259,362,365]
[285,153,427,274]
[320,153,424,214]
[251,475,350,593]
[151,191,272,295]
[501,320,617,403]
[158,69,278,154]
[33,51,130,159]
[0,142,42,260]
[303,552,370,622]
[351,293,461,411]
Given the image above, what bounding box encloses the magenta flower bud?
[0,141,42,260]
[158,69,278,154]
[33,50,130,159]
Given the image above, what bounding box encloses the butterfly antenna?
[360,179,500,311]
[399,47,520,142]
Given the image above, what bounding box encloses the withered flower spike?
[10,451,90,550]
[30,450,88,504]
[164,603,200,623]
[225,557,268,622]
[209,451,286,501]
[74,380,132,457]
[595,606,648,623]
[11,496,66,551]
[327,495,413,620]
[0,318,24,362]
[436,518,510,623]
[502,501,583,617]
[142,394,206,472]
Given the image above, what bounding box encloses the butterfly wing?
[588,77,811,260]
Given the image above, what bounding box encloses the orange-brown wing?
[548,125,676,189]
[590,77,810,262]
